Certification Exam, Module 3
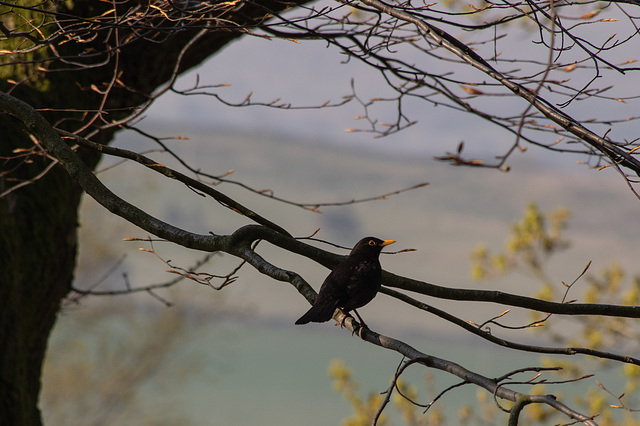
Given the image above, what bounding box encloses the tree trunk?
[0,123,82,425]
[0,1,311,423]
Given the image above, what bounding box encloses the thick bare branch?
[382,287,640,365]
[58,129,292,236]
[4,84,639,323]
[384,270,640,318]
[344,324,599,425]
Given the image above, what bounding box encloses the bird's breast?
[353,260,380,276]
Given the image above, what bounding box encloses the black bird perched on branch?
[295,237,395,327]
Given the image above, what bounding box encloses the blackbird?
[295,237,395,326]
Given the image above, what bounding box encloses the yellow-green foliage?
[335,203,640,425]
[329,359,389,426]
[470,203,640,424]
[470,203,570,286]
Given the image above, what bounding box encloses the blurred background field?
[41,123,640,425]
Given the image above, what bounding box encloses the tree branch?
[0,89,634,424]
[355,0,640,177]
[384,271,640,318]
[345,324,599,425]
[382,287,640,365]
[57,128,292,237]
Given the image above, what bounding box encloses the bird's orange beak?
[380,240,396,246]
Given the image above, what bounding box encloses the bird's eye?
[368,240,376,246]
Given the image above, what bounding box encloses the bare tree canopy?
[2,0,640,425]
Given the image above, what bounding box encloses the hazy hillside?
[75,123,640,333]
[46,124,639,425]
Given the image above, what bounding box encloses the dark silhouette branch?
[71,125,430,214]
[348,327,599,425]
[4,83,638,319]
[355,0,640,177]
[381,287,640,365]
[384,271,640,318]
[57,128,293,236]
[0,84,635,424]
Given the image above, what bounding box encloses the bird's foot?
[335,309,351,328]
[335,311,368,338]
[352,309,368,334]
[335,315,351,329]
[353,321,369,338]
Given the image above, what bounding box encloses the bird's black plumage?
[295,237,395,325]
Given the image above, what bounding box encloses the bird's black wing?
[294,269,347,324]
[342,258,381,312]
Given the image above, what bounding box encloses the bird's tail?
[295,303,337,325]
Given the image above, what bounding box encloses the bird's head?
[350,237,395,256]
